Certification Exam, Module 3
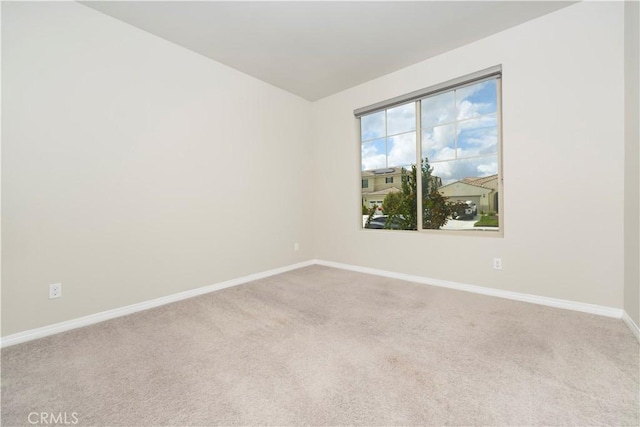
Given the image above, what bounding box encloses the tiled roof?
[365,187,402,196]
[461,174,498,188]
[361,167,404,177]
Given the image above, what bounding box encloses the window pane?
[457,114,498,158]
[362,74,500,233]
[361,164,416,231]
[387,133,416,168]
[387,103,415,135]
[361,138,386,171]
[422,124,456,162]
[428,155,499,231]
[456,80,497,120]
[418,158,450,230]
[361,110,385,141]
[422,91,455,127]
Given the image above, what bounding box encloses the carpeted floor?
[2,265,639,426]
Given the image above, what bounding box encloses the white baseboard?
[314,259,624,319]
[2,258,632,348]
[622,311,640,342]
[0,260,315,348]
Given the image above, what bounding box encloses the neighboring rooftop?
[363,187,402,197]
[361,167,404,177]
[461,174,499,188]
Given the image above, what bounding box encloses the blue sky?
[361,79,499,184]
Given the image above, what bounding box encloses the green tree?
[423,190,450,229]
[381,191,404,215]
[385,158,450,230]
[365,204,378,228]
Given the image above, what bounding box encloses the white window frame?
[356,67,504,237]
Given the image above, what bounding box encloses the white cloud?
[361,111,385,141]
[387,103,415,135]
[457,117,498,158]
[422,91,455,127]
[432,156,498,185]
[361,141,386,170]
[456,80,496,119]
[456,100,486,120]
[388,133,416,167]
[422,125,455,161]
[477,161,498,176]
[362,79,498,177]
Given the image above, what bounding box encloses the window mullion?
[384,110,389,168]
[416,100,423,231]
[454,89,458,160]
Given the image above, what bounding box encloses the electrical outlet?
[49,283,62,299]
[493,258,502,270]
[294,242,299,252]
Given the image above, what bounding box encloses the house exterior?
[361,167,405,209]
[361,167,445,211]
[438,174,499,214]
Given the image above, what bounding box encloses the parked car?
[365,215,403,229]
[451,200,477,220]
[468,201,478,216]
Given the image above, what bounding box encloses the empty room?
[2,1,639,425]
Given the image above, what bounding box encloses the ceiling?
[81,1,575,101]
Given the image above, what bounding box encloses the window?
[357,67,502,233]
[362,179,369,189]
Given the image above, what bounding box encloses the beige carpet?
[2,265,639,426]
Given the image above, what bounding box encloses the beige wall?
[1,2,313,336]
[1,1,636,338]
[624,0,640,326]
[311,1,626,308]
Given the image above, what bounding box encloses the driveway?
[441,215,479,230]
